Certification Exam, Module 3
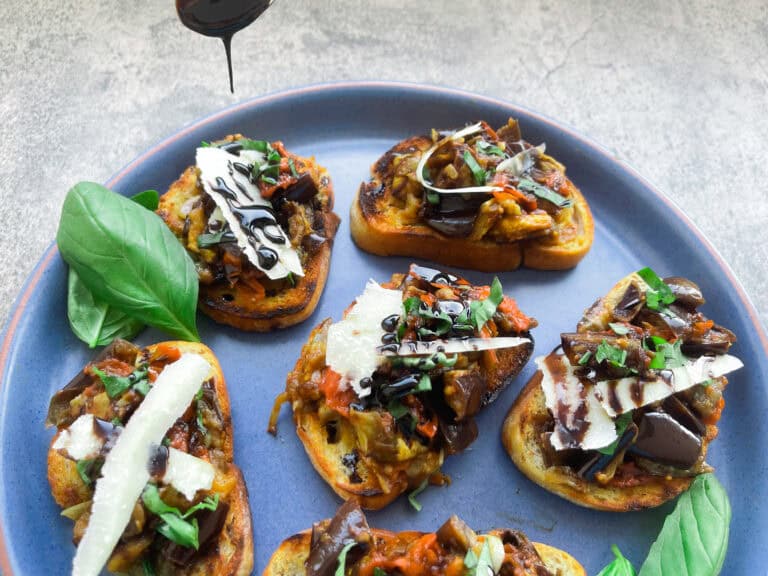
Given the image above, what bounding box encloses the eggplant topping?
[436,516,477,554]
[628,412,702,469]
[307,500,371,576]
[663,276,705,309]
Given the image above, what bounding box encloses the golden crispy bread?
[158,135,340,331]
[46,340,253,576]
[502,270,737,511]
[277,267,536,510]
[264,504,585,576]
[350,120,593,271]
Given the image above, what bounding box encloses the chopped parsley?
[141,485,219,549]
[407,479,428,512]
[597,412,634,456]
[92,365,150,398]
[595,339,627,368]
[637,267,675,310]
[463,150,487,185]
[517,177,573,208]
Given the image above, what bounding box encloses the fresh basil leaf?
[288,158,299,177]
[596,339,628,368]
[597,412,634,455]
[57,182,200,341]
[639,473,731,576]
[238,138,269,152]
[142,485,218,550]
[476,140,505,157]
[609,322,630,336]
[470,277,504,331]
[387,399,409,420]
[335,541,357,576]
[67,268,144,348]
[596,545,637,576]
[373,568,387,576]
[408,479,428,512]
[579,350,592,365]
[133,378,151,396]
[403,296,422,316]
[464,538,493,576]
[130,189,160,211]
[414,374,432,393]
[463,150,487,185]
[517,177,573,208]
[156,514,199,549]
[637,267,675,311]
[92,365,149,398]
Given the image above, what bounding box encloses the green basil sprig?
[407,479,428,512]
[597,545,636,576]
[335,541,357,576]
[638,473,731,576]
[141,484,219,549]
[468,276,504,331]
[57,182,200,342]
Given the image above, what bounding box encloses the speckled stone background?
[0,0,766,330]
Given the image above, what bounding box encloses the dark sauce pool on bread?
[176,0,274,92]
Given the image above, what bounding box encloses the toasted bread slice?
[350,120,593,271]
[264,504,585,576]
[46,340,253,576]
[277,266,535,509]
[158,135,340,331]
[501,270,739,511]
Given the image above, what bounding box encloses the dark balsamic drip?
[148,445,170,480]
[208,176,287,267]
[176,0,274,92]
[381,314,400,332]
[545,354,590,447]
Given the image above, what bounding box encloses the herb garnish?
[609,322,630,335]
[407,479,428,512]
[645,336,685,370]
[637,267,675,311]
[596,339,628,368]
[92,365,150,398]
[517,177,573,208]
[476,140,505,157]
[578,350,593,365]
[463,150,487,186]
[76,459,98,486]
[195,387,207,434]
[334,541,357,576]
[57,182,200,342]
[464,537,494,575]
[597,412,634,456]
[373,568,387,576]
[469,277,504,331]
[141,485,219,549]
[596,545,636,576]
[130,189,160,211]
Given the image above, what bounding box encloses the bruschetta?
[158,135,341,331]
[272,264,536,509]
[46,339,253,575]
[264,499,585,576]
[502,268,742,511]
[350,119,593,271]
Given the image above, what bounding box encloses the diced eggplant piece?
[561,332,649,375]
[681,323,736,356]
[635,304,694,340]
[612,283,645,323]
[425,216,475,237]
[436,515,477,554]
[663,276,705,309]
[307,500,371,576]
[284,172,319,203]
[662,396,706,436]
[443,370,485,421]
[438,417,478,455]
[628,412,702,469]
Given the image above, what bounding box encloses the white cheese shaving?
[72,354,212,576]
[325,281,404,398]
[52,414,104,461]
[595,353,743,417]
[380,336,530,357]
[537,355,617,451]
[195,146,303,280]
[162,448,215,501]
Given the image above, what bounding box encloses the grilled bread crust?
[263,529,586,576]
[47,341,253,576]
[350,134,593,272]
[158,138,340,331]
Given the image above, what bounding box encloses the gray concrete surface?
[0,0,766,330]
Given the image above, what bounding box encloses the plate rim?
[1,80,766,574]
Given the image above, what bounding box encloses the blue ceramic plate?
[1,82,766,575]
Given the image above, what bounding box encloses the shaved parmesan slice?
[53,414,104,461]
[196,146,302,280]
[595,353,743,417]
[72,354,211,576]
[326,281,403,398]
[537,355,617,451]
[380,336,530,357]
[416,122,504,195]
[162,448,215,501]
